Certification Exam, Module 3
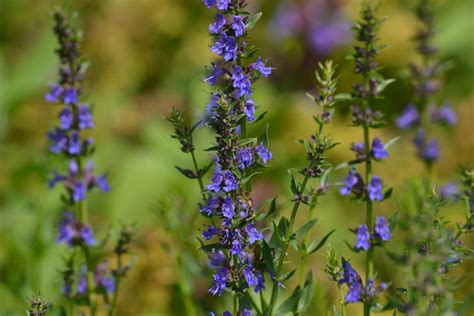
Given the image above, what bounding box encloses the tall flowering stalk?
[197,1,273,315]
[396,0,457,172]
[265,61,340,315]
[44,8,132,315]
[334,3,394,315]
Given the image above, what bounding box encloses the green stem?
[190,150,206,199]
[82,246,97,316]
[233,294,239,316]
[267,174,311,315]
[108,255,122,316]
[363,124,373,316]
[245,292,262,316]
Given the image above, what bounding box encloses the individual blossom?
[205,63,224,86]
[57,212,95,247]
[222,196,235,219]
[252,57,273,78]
[236,147,254,170]
[231,66,252,98]
[244,99,255,121]
[439,182,459,201]
[209,267,229,296]
[367,176,384,202]
[413,129,439,162]
[351,142,366,160]
[339,170,359,196]
[244,222,263,244]
[396,104,420,129]
[231,15,245,37]
[255,143,272,164]
[371,137,388,160]
[209,14,226,34]
[429,103,457,125]
[355,224,371,251]
[373,216,391,241]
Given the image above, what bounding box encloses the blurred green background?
[0,0,473,315]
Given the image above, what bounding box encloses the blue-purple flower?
[339,170,359,196]
[232,15,245,37]
[209,14,226,34]
[396,104,420,129]
[367,177,383,202]
[355,224,371,251]
[232,66,252,98]
[371,137,388,160]
[252,57,273,78]
[374,216,391,241]
[57,212,96,247]
[255,143,272,164]
[244,99,255,121]
[429,103,457,125]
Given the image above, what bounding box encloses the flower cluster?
[269,0,350,55]
[27,295,51,316]
[44,9,132,315]
[338,259,387,304]
[201,0,273,300]
[353,216,391,251]
[334,4,392,308]
[396,0,457,166]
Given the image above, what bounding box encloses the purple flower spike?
[368,176,384,201]
[63,88,79,105]
[355,224,371,251]
[78,104,94,129]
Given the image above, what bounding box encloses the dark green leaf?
[307,229,335,255]
[294,219,318,240]
[246,12,263,31]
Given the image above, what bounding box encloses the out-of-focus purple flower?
[413,129,439,162]
[242,309,252,316]
[232,66,252,98]
[355,224,371,251]
[209,250,226,267]
[351,142,366,160]
[371,137,388,160]
[68,130,81,155]
[232,15,245,37]
[45,84,64,103]
[308,19,351,55]
[59,107,74,130]
[429,103,457,125]
[94,262,116,293]
[374,216,391,241]
[245,99,256,121]
[269,1,350,55]
[255,143,272,164]
[57,212,96,247]
[209,14,226,34]
[396,104,420,129]
[440,182,459,201]
[252,57,273,78]
[368,176,384,201]
[339,170,359,196]
[78,105,94,129]
[63,88,79,105]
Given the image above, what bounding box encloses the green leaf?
[265,197,277,219]
[384,136,400,150]
[290,174,298,194]
[276,286,302,315]
[277,217,290,241]
[333,93,353,102]
[241,172,262,185]
[262,240,276,276]
[376,78,396,94]
[307,229,335,255]
[384,187,393,200]
[241,137,257,146]
[258,123,270,146]
[294,219,318,240]
[246,12,263,31]
[297,272,314,312]
[279,269,296,283]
